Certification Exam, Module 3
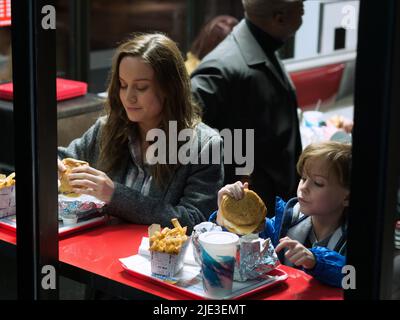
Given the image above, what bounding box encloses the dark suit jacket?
[191,19,302,212]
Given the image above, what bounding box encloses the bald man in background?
[191,0,305,216]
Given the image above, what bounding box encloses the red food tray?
[0,0,11,27]
[0,78,88,101]
[119,254,288,300]
[0,214,108,238]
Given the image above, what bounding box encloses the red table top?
[0,222,343,300]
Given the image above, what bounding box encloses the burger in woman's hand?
[58,158,89,196]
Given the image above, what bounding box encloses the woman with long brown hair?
[58,33,224,229]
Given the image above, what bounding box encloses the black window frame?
[12,0,59,299]
[346,0,400,299]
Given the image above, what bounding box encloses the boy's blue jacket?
[210,197,346,288]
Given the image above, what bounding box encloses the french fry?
[7,172,15,180]
[153,231,161,238]
[0,172,15,189]
[159,242,166,252]
[171,218,182,229]
[166,244,177,254]
[6,175,15,186]
[148,218,188,254]
[148,224,161,239]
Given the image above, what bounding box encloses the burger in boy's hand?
[217,181,267,235]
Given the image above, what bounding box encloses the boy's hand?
[275,237,316,270]
[216,181,249,226]
[217,181,249,207]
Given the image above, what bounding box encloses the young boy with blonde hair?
[212,141,352,287]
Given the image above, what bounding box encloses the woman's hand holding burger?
[67,165,115,204]
[57,158,66,188]
[58,158,115,203]
[58,158,66,173]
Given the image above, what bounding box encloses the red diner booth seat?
[289,63,345,110]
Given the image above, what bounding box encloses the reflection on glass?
[0,26,11,83]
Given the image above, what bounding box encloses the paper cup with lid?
[198,231,239,298]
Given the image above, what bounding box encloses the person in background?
[326,114,353,134]
[212,141,351,287]
[0,27,12,82]
[185,15,238,75]
[58,33,224,231]
[191,0,305,216]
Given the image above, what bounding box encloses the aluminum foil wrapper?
[191,222,279,282]
[234,234,280,282]
[191,222,222,266]
[58,194,105,220]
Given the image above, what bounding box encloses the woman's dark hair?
[100,33,202,186]
[191,15,238,59]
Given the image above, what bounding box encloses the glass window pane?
[0,26,11,83]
